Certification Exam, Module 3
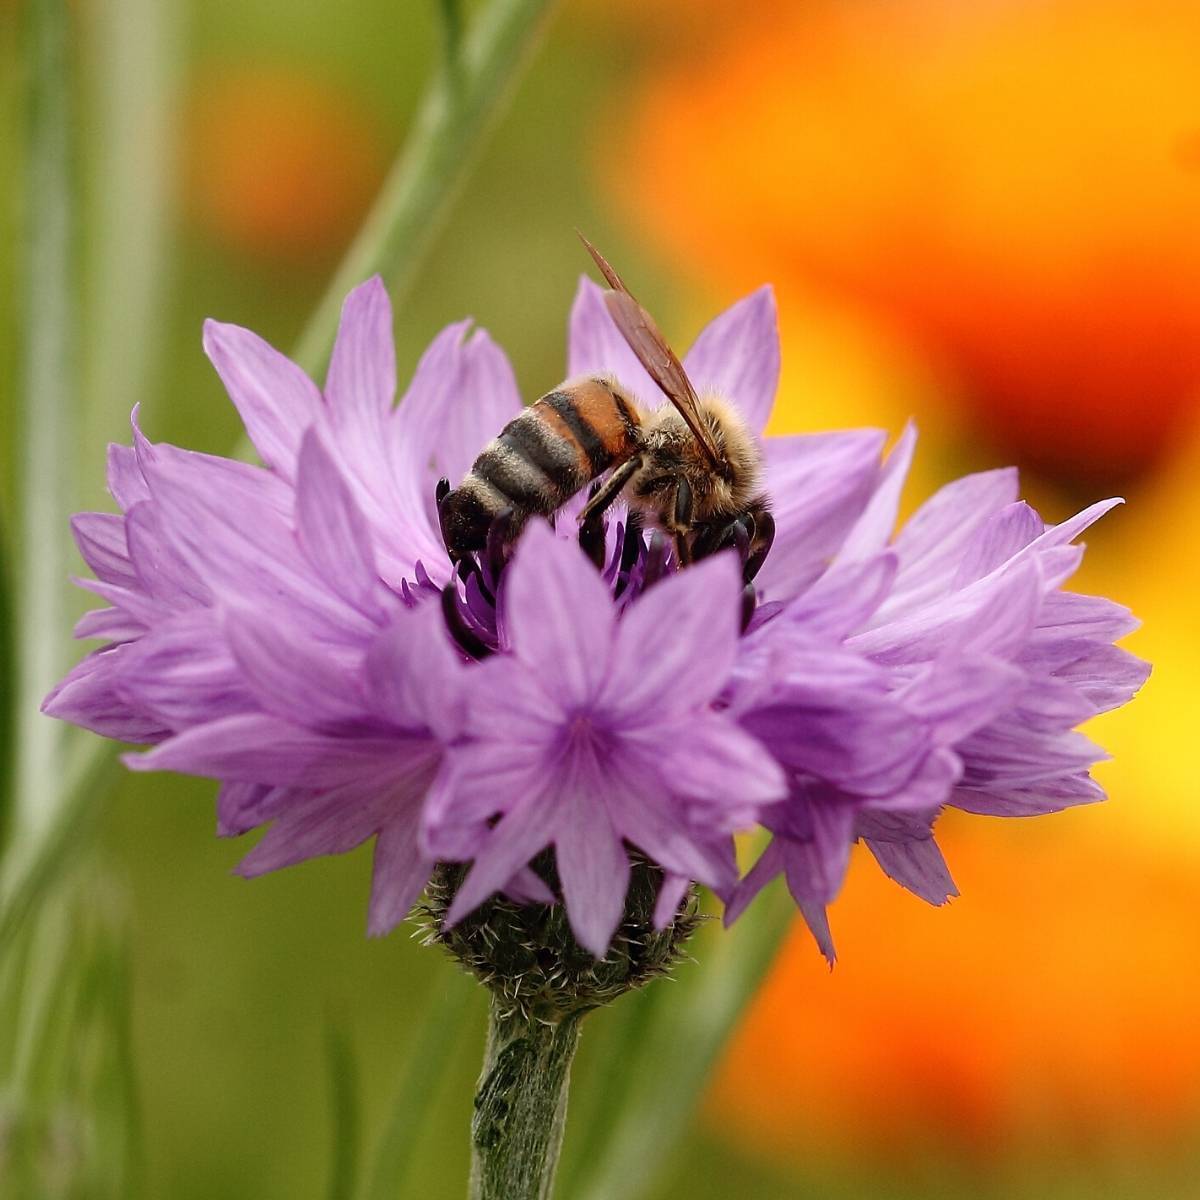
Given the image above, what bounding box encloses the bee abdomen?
[440,379,641,557]
[478,409,584,512]
[439,410,579,555]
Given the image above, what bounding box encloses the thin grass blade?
[572,882,796,1200]
[324,1016,361,1200]
[364,969,473,1200]
[10,0,76,862]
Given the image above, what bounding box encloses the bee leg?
[674,476,693,527]
[740,582,758,633]
[613,511,645,599]
[577,455,643,526]
[672,479,694,566]
[579,512,608,570]
[743,509,775,583]
[484,507,514,585]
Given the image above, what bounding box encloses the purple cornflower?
[42,271,1147,961]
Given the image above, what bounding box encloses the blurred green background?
[3,1,1199,1197]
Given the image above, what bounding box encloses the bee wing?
[578,233,721,468]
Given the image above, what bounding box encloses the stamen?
[642,531,670,590]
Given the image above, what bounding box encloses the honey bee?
[438,235,773,577]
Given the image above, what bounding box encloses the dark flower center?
[424,479,775,662]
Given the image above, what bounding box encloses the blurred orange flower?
[714,819,1200,1164]
[616,0,1200,482]
[185,64,386,266]
[602,0,1200,1164]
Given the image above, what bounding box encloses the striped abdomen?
[438,378,642,556]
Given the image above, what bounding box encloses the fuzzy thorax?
[631,391,763,524]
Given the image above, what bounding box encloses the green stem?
[10,0,75,862]
[469,1001,584,1200]
[290,0,558,380]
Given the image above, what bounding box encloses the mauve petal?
[599,551,741,721]
[866,835,957,905]
[556,792,630,958]
[1035,497,1123,550]
[458,656,563,741]
[368,806,430,936]
[107,440,149,510]
[808,799,856,902]
[503,868,557,907]
[956,723,1105,791]
[41,649,168,743]
[224,607,367,728]
[741,687,929,798]
[386,321,520,573]
[114,611,251,730]
[731,623,886,714]
[850,552,1044,666]
[567,277,660,405]
[653,874,693,930]
[74,606,145,642]
[898,653,1027,745]
[724,839,785,926]
[1011,677,1098,734]
[503,522,615,703]
[682,286,780,433]
[1052,644,1150,713]
[126,713,437,789]
[774,809,852,906]
[75,576,166,628]
[445,796,558,926]
[142,450,373,644]
[135,422,294,518]
[873,467,1020,623]
[217,781,276,837]
[863,747,961,811]
[295,430,387,620]
[837,421,917,562]
[125,502,211,606]
[1030,591,1139,644]
[853,807,940,843]
[390,319,474,480]
[757,429,886,600]
[388,319,520,496]
[364,603,466,738]
[782,553,898,640]
[71,513,135,587]
[422,739,550,858]
[650,716,785,810]
[951,501,1044,587]
[953,773,1105,817]
[235,780,399,878]
[325,276,396,424]
[437,328,523,486]
[605,775,740,889]
[795,898,837,965]
[202,319,324,478]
